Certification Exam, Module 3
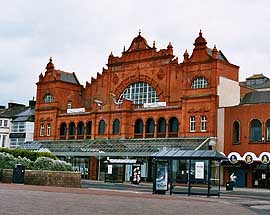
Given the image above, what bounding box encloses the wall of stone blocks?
[1,169,81,188]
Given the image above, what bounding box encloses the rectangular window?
[2,135,6,147]
[201,115,207,132]
[67,101,72,109]
[47,124,51,136]
[4,120,8,127]
[190,116,196,132]
[0,120,2,127]
[40,124,45,136]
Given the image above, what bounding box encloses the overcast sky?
[1,0,270,105]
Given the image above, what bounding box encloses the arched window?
[77,122,84,139]
[134,119,144,138]
[145,118,155,138]
[112,119,120,135]
[250,119,262,142]
[68,122,76,139]
[44,94,54,103]
[60,123,67,139]
[233,121,240,144]
[192,77,208,89]
[266,120,270,141]
[47,124,51,136]
[119,82,159,104]
[40,124,45,136]
[157,117,166,138]
[168,117,178,137]
[86,121,92,139]
[98,120,106,135]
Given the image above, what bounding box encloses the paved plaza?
[0,183,256,215]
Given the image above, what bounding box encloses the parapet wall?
[1,169,81,188]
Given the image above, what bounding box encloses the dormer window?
[44,94,54,103]
[192,77,208,89]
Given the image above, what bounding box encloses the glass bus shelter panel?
[210,160,221,195]
[189,160,209,195]
[171,160,189,194]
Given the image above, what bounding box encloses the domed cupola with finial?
[187,30,211,63]
[194,30,207,49]
[125,30,153,53]
[46,57,55,71]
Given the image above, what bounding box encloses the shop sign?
[261,154,270,164]
[228,154,238,164]
[244,154,253,164]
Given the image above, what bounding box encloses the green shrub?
[0,153,72,172]
[0,148,57,161]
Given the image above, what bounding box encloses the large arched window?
[192,77,208,89]
[157,117,166,138]
[98,120,106,135]
[60,122,67,139]
[168,117,178,137]
[86,121,92,139]
[44,94,54,103]
[112,119,120,135]
[77,122,84,139]
[119,82,159,104]
[250,119,262,142]
[233,121,240,144]
[266,120,270,142]
[68,122,76,139]
[145,118,155,138]
[134,119,144,138]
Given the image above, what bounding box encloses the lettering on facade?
[229,154,238,164]
[261,154,270,164]
[244,154,253,164]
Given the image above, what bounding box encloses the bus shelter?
[151,149,227,197]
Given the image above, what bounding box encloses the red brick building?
[33,31,241,182]
[222,75,270,188]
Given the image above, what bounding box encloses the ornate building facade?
[33,31,241,182]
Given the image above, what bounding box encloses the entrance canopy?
[152,149,227,160]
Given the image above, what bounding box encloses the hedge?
[0,152,72,171]
[0,148,57,161]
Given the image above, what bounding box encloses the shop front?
[225,152,270,188]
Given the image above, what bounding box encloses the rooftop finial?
[49,56,52,63]
[123,45,126,52]
[199,29,202,37]
[139,29,141,35]
[153,41,156,48]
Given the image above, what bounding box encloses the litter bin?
[226,181,234,191]
[12,164,25,184]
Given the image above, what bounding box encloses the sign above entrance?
[227,152,270,165]
[259,152,270,164]
[243,152,256,164]
[228,152,241,164]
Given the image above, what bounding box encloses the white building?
[0,103,26,148]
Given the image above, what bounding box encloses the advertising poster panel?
[156,162,168,191]
[195,162,204,179]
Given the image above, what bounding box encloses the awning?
[151,149,227,160]
[20,137,210,157]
